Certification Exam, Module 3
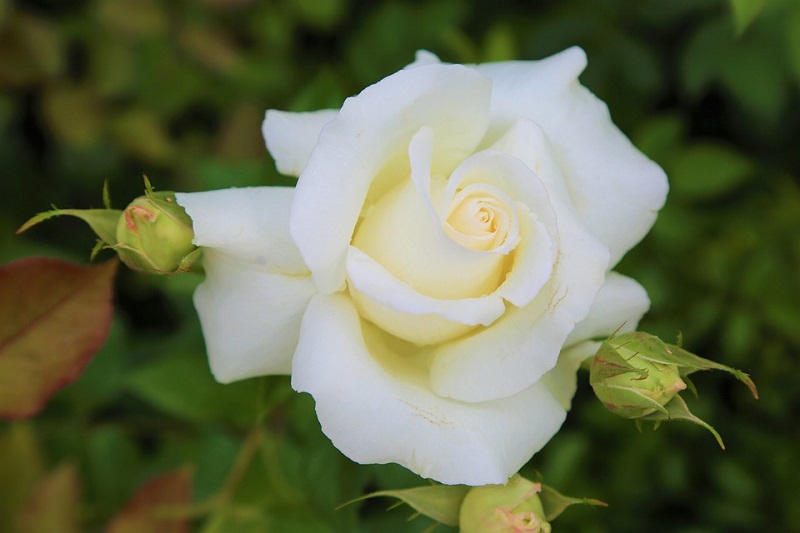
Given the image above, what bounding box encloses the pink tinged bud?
[590,333,688,419]
[114,191,197,274]
[460,475,552,533]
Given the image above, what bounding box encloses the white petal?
[542,273,651,407]
[262,109,338,176]
[175,187,316,383]
[290,63,492,293]
[565,272,650,346]
[291,294,567,486]
[539,342,594,411]
[475,47,668,265]
[406,49,441,69]
[176,187,306,275]
[195,251,314,382]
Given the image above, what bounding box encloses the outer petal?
[291,294,567,486]
[474,46,668,265]
[290,63,492,293]
[176,187,307,275]
[194,253,314,382]
[263,109,338,177]
[552,272,651,386]
[176,188,315,383]
[564,271,650,347]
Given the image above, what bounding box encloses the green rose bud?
[590,333,687,419]
[460,475,551,533]
[114,190,197,274]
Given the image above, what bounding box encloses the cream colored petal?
[475,47,668,265]
[445,150,560,307]
[291,294,567,486]
[290,63,492,293]
[352,128,508,302]
[347,245,506,344]
[429,124,610,403]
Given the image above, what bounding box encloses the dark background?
[1,0,798,531]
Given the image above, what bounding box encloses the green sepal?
[639,394,726,449]
[17,208,123,245]
[601,332,758,400]
[178,248,202,273]
[102,179,112,209]
[590,333,687,419]
[338,484,470,527]
[539,484,607,522]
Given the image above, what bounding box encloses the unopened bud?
[590,333,687,419]
[114,191,197,274]
[460,475,551,533]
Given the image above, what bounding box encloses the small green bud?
[114,190,197,274]
[460,475,551,533]
[590,333,687,419]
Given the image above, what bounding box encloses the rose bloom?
[175,47,668,486]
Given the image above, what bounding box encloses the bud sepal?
[590,331,758,448]
[111,178,198,274]
[17,178,199,275]
[339,474,605,531]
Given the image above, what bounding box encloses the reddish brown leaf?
[0,257,118,418]
[106,469,193,533]
[17,463,81,533]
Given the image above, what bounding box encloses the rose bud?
[459,475,551,533]
[114,190,198,274]
[590,333,687,419]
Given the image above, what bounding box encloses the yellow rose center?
[445,188,512,252]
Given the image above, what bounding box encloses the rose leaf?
[0,257,118,419]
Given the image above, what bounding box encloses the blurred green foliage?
[1,0,799,531]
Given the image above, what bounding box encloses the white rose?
[175,47,668,486]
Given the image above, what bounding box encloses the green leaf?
[681,19,731,97]
[719,33,787,123]
[670,143,754,200]
[633,114,686,165]
[539,484,607,522]
[640,394,726,449]
[339,484,471,527]
[729,0,768,35]
[17,208,122,245]
[0,257,118,418]
[126,353,258,427]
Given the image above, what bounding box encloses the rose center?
[444,185,515,252]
